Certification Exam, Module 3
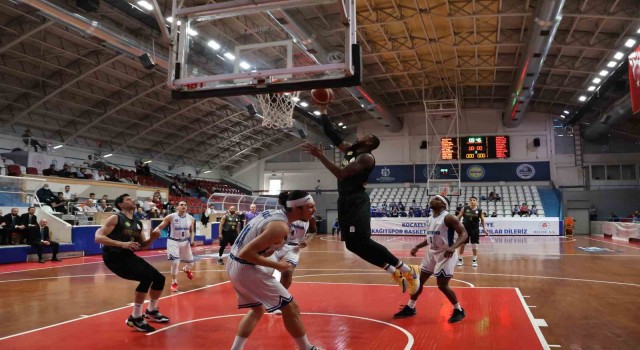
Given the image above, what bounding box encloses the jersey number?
[235,224,252,247]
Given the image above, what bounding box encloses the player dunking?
[153,201,196,292]
[456,196,488,267]
[227,190,320,350]
[95,193,169,332]
[302,102,419,294]
[394,195,468,323]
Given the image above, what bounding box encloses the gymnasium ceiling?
[0,0,639,173]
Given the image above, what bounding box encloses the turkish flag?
[629,45,640,115]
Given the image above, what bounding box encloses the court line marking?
[292,272,476,288]
[587,237,640,250]
[535,319,548,327]
[145,312,415,350]
[456,271,640,288]
[515,287,551,350]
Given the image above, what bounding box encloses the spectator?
[0,210,5,244]
[22,129,46,152]
[398,201,405,212]
[488,192,497,202]
[134,207,149,220]
[19,207,39,245]
[490,211,498,217]
[84,193,97,206]
[83,200,98,213]
[609,212,620,222]
[589,204,597,221]
[130,175,140,185]
[28,219,61,263]
[135,159,145,175]
[530,205,538,216]
[201,203,215,227]
[97,199,109,212]
[36,184,57,206]
[518,203,530,217]
[332,219,340,235]
[94,170,106,181]
[75,167,86,179]
[62,185,77,201]
[51,192,68,214]
[511,204,519,217]
[147,203,161,218]
[315,180,322,195]
[43,164,57,176]
[57,164,72,178]
[152,194,164,212]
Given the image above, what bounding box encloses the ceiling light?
[291,96,300,102]
[637,27,640,34]
[598,70,609,76]
[587,85,596,91]
[203,170,211,174]
[613,52,624,60]
[166,17,173,22]
[224,52,236,60]
[313,111,321,116]
[53,145,63,149]
[207,40,220,50]
[299,102,308,107]
[560,115,565,119]
[239,61,251,69]
[143,160,152,164]
[592,77,602,84]
[338,122,343,126]
[342,125,347,129]
[563,110,569,114]
[137,1,153,10]
[624,38,636,47]
[103,153,113,158]
[187,28,198,36]
[578,95,587,102]
[606,61,617,68]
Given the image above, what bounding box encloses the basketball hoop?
[257,91,300,129]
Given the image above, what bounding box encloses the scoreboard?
[441,136,510,160]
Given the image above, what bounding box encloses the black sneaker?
[126,315,155,332]
[217,258,224,265]
[145,309,170,323]
[393,305,417,319]
[448,308,466,323]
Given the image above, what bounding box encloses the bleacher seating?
[187,179,242,195]
[168,195,206,214]
[369,185,546,217]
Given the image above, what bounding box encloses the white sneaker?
[472,260,478,267]
[456,259,463,266]
[272,309,282,315]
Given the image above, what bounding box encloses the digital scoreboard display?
[441,136,510,160]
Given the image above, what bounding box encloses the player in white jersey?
[227,191,320,350]
[153,201,195,292]
[272,217,317,289]
[394,195,469,323]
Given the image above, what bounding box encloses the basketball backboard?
[168,0,361,99]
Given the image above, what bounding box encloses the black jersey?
[222,213,240,232]
[338,146,375,194]
[461,206,483,230]
[102,213,144,254]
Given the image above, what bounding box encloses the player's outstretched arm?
[302,144,374,180]
[319,113,352,153]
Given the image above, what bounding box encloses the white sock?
[384,264,396,275]
[293,335,313,350]
[132,303,143,318]
[454,303,462,310]
[231,336,247,350]
[148,299,159,311]
[407,299,417,308]
[183,262,194,272]
[458,257,463,261]
[397,262,411,273]
[170,261,179,279]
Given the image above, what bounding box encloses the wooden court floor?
[1,235,639,349]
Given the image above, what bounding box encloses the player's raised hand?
[302,143,323,158]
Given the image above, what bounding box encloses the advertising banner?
[371,217,560,236]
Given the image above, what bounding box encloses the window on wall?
[606,165,621,180]
[621,165,636,180]
[591,165,605,180]
[268,179,282,195]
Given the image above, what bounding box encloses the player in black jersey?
[302,108,419,294]
[95,193,169,332]
[456,196,488,267]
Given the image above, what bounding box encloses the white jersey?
[426,210,451,252]
[167,212,194,241]
[231,209,288,258]
[287,220,309,244]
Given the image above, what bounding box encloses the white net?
[257,91,301,129]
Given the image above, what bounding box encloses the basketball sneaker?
[472,259,478,267]
[126,315,155,332]
[393,305,417,319]
[448,308,466,323]
[170,282,178,292]
[402,265,420,295]
[391,270,408,293]
[183,268,194,280]
[456,258,463,266]
[217,258,224,265]
[145,309,170,323]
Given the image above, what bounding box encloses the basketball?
[311,88,334,106]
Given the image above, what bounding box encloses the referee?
[95,193,169,332]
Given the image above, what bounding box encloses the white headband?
[286,195,315,208]
[433,195,449,209]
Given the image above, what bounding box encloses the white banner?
[590,221,640,241]
[371,217,560,236]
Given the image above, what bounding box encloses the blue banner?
[368,164,414,183]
